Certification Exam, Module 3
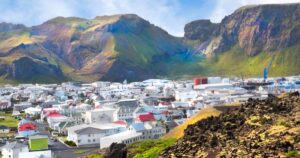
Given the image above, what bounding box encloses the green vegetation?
[0,112,19,128]
[278,121,292,128]
[74,149,89,154]
[29,138,48,150]
[205,44,300,77]
[127,139,176,158]
[85,153,103,158]
[286,151,299,157]
[64,140,77,147]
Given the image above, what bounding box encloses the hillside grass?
[127,139,176,158]
[163,107,222,139]
[205,45,300,77]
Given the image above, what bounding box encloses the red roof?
[160,101,171,105]
[137,113,155,122]
[47,111,63,117]
[18,123,36,131]
[161,111,170,115]
[113,120,127,125]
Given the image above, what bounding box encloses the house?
[1,141,29,158]
[67,123,126,147]
[44,111,70,129]
[28,135,49,151]
[100,130,142,149]
[135,113,155,122]
[18,120,38,138]
[13,102,32,112]
[171,102,190,108]
[113,99,139,123]
[53,121,75,134]
[129,122,166,139]
[24,107,41,116]
[19,150,52,158]
[0,125,10,134]
[0,100,11,110]
[85,108,115,124]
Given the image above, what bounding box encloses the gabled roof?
[137,113,155,122]
[74,127,104,135]
[113,120,127,125]
[18,122,36,131]
[47,111,63,117]
[131,123,146,132]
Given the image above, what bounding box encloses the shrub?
[64,140,77,147]
[294,135,300,143]
[278,121,292,128]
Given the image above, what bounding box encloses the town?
[0,76,299,158]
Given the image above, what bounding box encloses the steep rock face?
[186,4,300,57]
[184,20,218,45]
[8,57,65,82]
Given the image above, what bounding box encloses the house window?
[78,140,81,143]
[88,139,91,142]
[93,139,96,142]
[88,134,91,137]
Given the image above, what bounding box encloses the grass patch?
[74,149,89,154]
[85,153,103,158]
[0,112,19,128]
[128,139,176,158]
[163,107,221,139]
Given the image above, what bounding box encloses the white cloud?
[210,0,300,23]
[0,0,185,36]
[0,0,299,36]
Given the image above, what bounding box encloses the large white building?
[1,142,29,158]
[67,123,126,147]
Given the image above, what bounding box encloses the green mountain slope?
[0,14,200,83]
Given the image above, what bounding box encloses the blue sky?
[0,0,299,36]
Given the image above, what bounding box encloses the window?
[88,134,91,137]
[78,140,81,143]
[88,139,91,142]
[93,139,96,142]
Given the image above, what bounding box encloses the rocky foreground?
[160,93,300,158]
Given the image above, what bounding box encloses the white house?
[113,99,139,122]
[100,130,142,149]
[67,123,126,147]
[19,150,52,158]
[85,108,115,124]
[1,142,29,158]
[24,107,42,116]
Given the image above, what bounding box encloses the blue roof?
[131,123,145,132]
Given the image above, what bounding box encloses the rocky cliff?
[185,4,300,57]
[160,93,300,157]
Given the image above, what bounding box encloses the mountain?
[185,3,300,77]
[160,93,300,157]
[0,14,203,83]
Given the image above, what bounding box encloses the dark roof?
[0,125,9,129]
[74,127,104,135]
